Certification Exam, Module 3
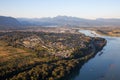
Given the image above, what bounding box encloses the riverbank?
[78,27,120,37]
[95,29,120,37]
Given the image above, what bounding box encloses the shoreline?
[62,38,107,80]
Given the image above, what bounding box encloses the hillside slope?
[0,16,21,30]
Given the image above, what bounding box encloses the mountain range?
[0,15,120,30]
[17,16,120,27]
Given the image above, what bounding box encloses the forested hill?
[0,31,106,80]
[0,16,21,30]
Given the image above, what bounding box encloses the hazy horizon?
[1,15,120,20]
[0,0,120,19]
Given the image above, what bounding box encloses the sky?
[0,0,120,19]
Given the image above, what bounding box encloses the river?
[72,30,120,80]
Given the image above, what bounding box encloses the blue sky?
[0,0,120,19]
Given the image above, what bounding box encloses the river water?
[72,30,120,80]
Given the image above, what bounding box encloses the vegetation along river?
[71,30,120,80]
